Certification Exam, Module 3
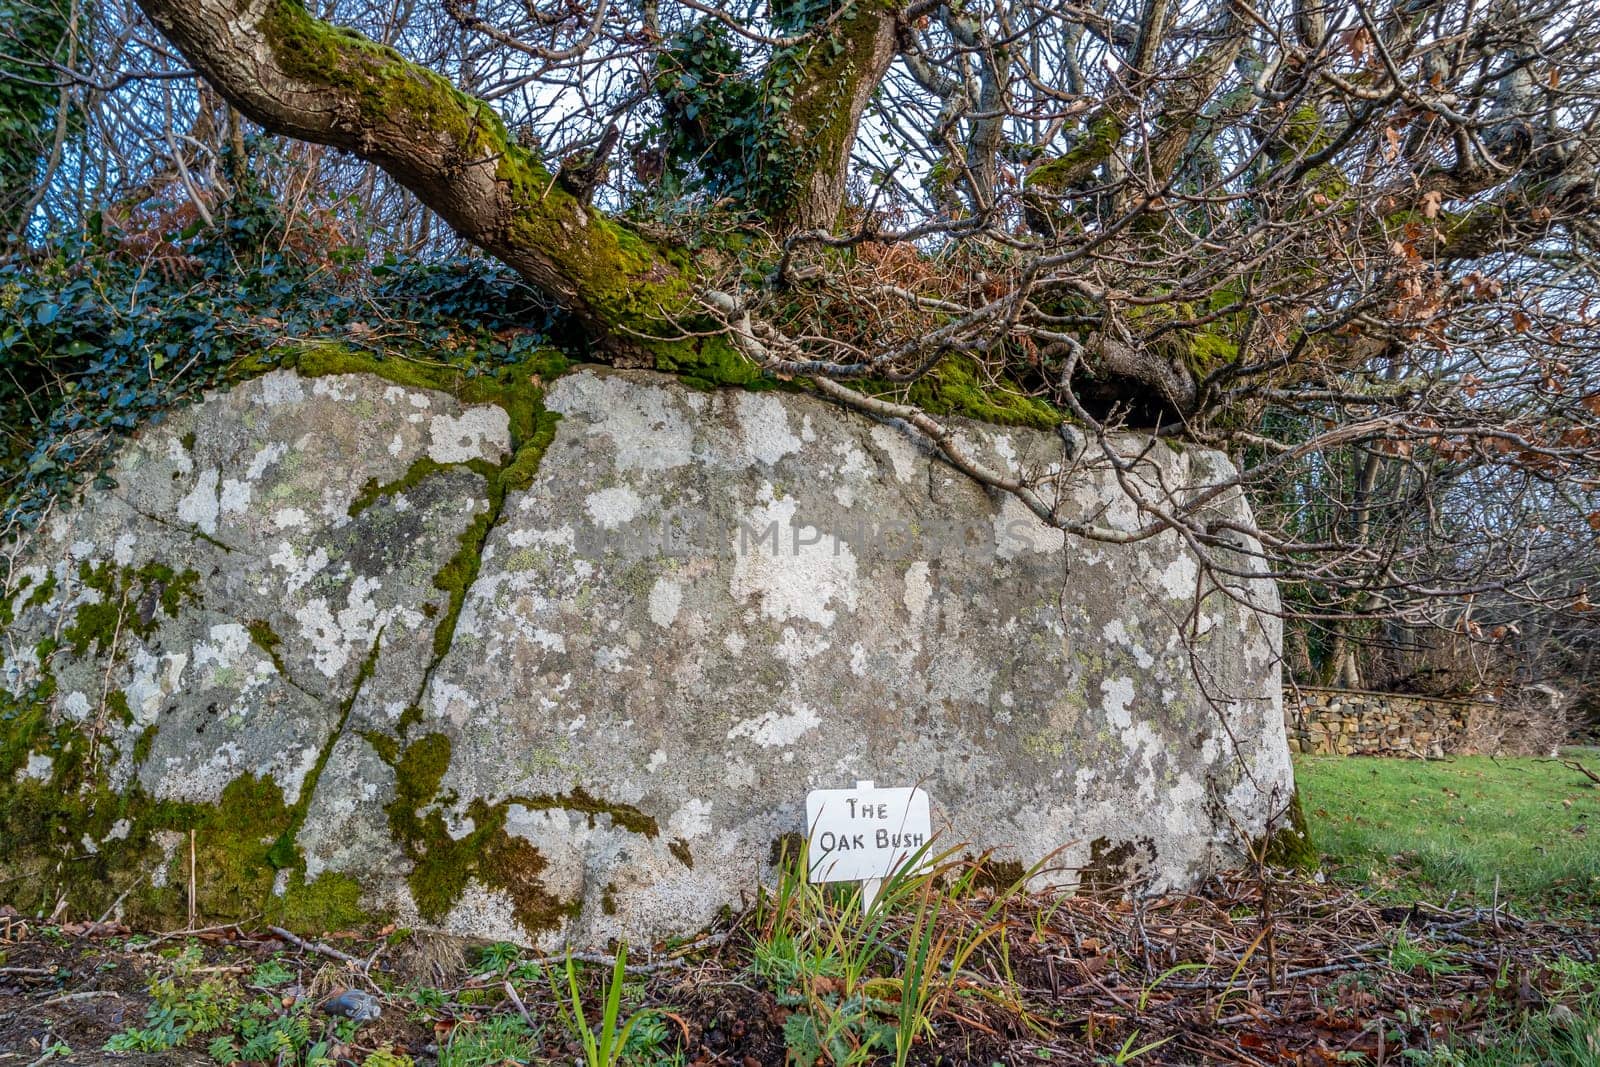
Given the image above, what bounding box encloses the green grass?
[1296,751,1600,909]
[1421,957,1600,1067]
[437,1015,542,1067]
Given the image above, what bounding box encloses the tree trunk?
[774,2,900,232]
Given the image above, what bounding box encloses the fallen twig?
[142,921,258,948]
[1547,757,1600,785]
[40,990,121,1005]
[268,925,363,968]
[503,980,535,1029]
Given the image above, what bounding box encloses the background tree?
[4,0,1600,713]
[0,0,73,239]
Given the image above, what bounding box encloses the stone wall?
[1283,687,1539,757]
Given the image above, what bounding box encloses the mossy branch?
[135,0,739,374]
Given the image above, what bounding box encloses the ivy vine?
[646,0,845,215]
[0,0,72,237]
[0,174,558,530]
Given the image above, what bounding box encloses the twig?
[21,1030,60,1067]
[561,951,686,975]
[503,980,535,1029]
[1164,960,1374,990]
[561,929,734,976]
[268,926,363,968]
[187,829,197,930]
[97,876,146,925]
[40,990,121,1005]
[141,921,257,948]
[1546,757,1600,785]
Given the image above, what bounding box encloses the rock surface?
[0,365,1293,947]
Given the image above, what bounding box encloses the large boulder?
[0,363,1293,947]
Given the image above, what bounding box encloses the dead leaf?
[1384,126,1401,160]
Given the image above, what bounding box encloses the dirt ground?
[0,871,1595,1066]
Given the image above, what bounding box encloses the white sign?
[804,781,932,890]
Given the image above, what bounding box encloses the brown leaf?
[1345,27,1373,63]
[1384,126,1401,160]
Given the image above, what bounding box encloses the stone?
[1,366,1292,948]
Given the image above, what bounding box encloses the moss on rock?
[246,619,288,676]
[376,733,581,935]
[880,354,1063,431]
[285,342,568,664]
[1263,789,1318,871]
[834,352,1066,431]
[63,560,200,654]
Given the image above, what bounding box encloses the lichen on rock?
[1,362,1296,947]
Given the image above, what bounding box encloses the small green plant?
[207,1000,319,1066]
[1080,960,1204,1064]
[782,999,894,1067]
[750,931,844,990]
[30,1039,70,1062]
[1138,962,1207,1012]
[1549,956,1600,994]
[105,1022,186,1053]
[404,982,448,1017]
[475,940,522,975]
[881,847,1041,1067]
[362,1047,414,1067]
[1211,927,1267,1020]
[437,1014,541,1067]
[219,999,363,1067]
[106,950,239,1053]
[550,941,654,1067]
[1098,1031,1175,1065]
[1413,953,1600,1067]
[623,1010,681,1065]
[249,958,295,988]
[1388,927,1463,979]
[510,957,547,984]
[753,836,1042,1067]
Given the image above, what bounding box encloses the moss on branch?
[253,0,755,379]
[1026,113,1124,195]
